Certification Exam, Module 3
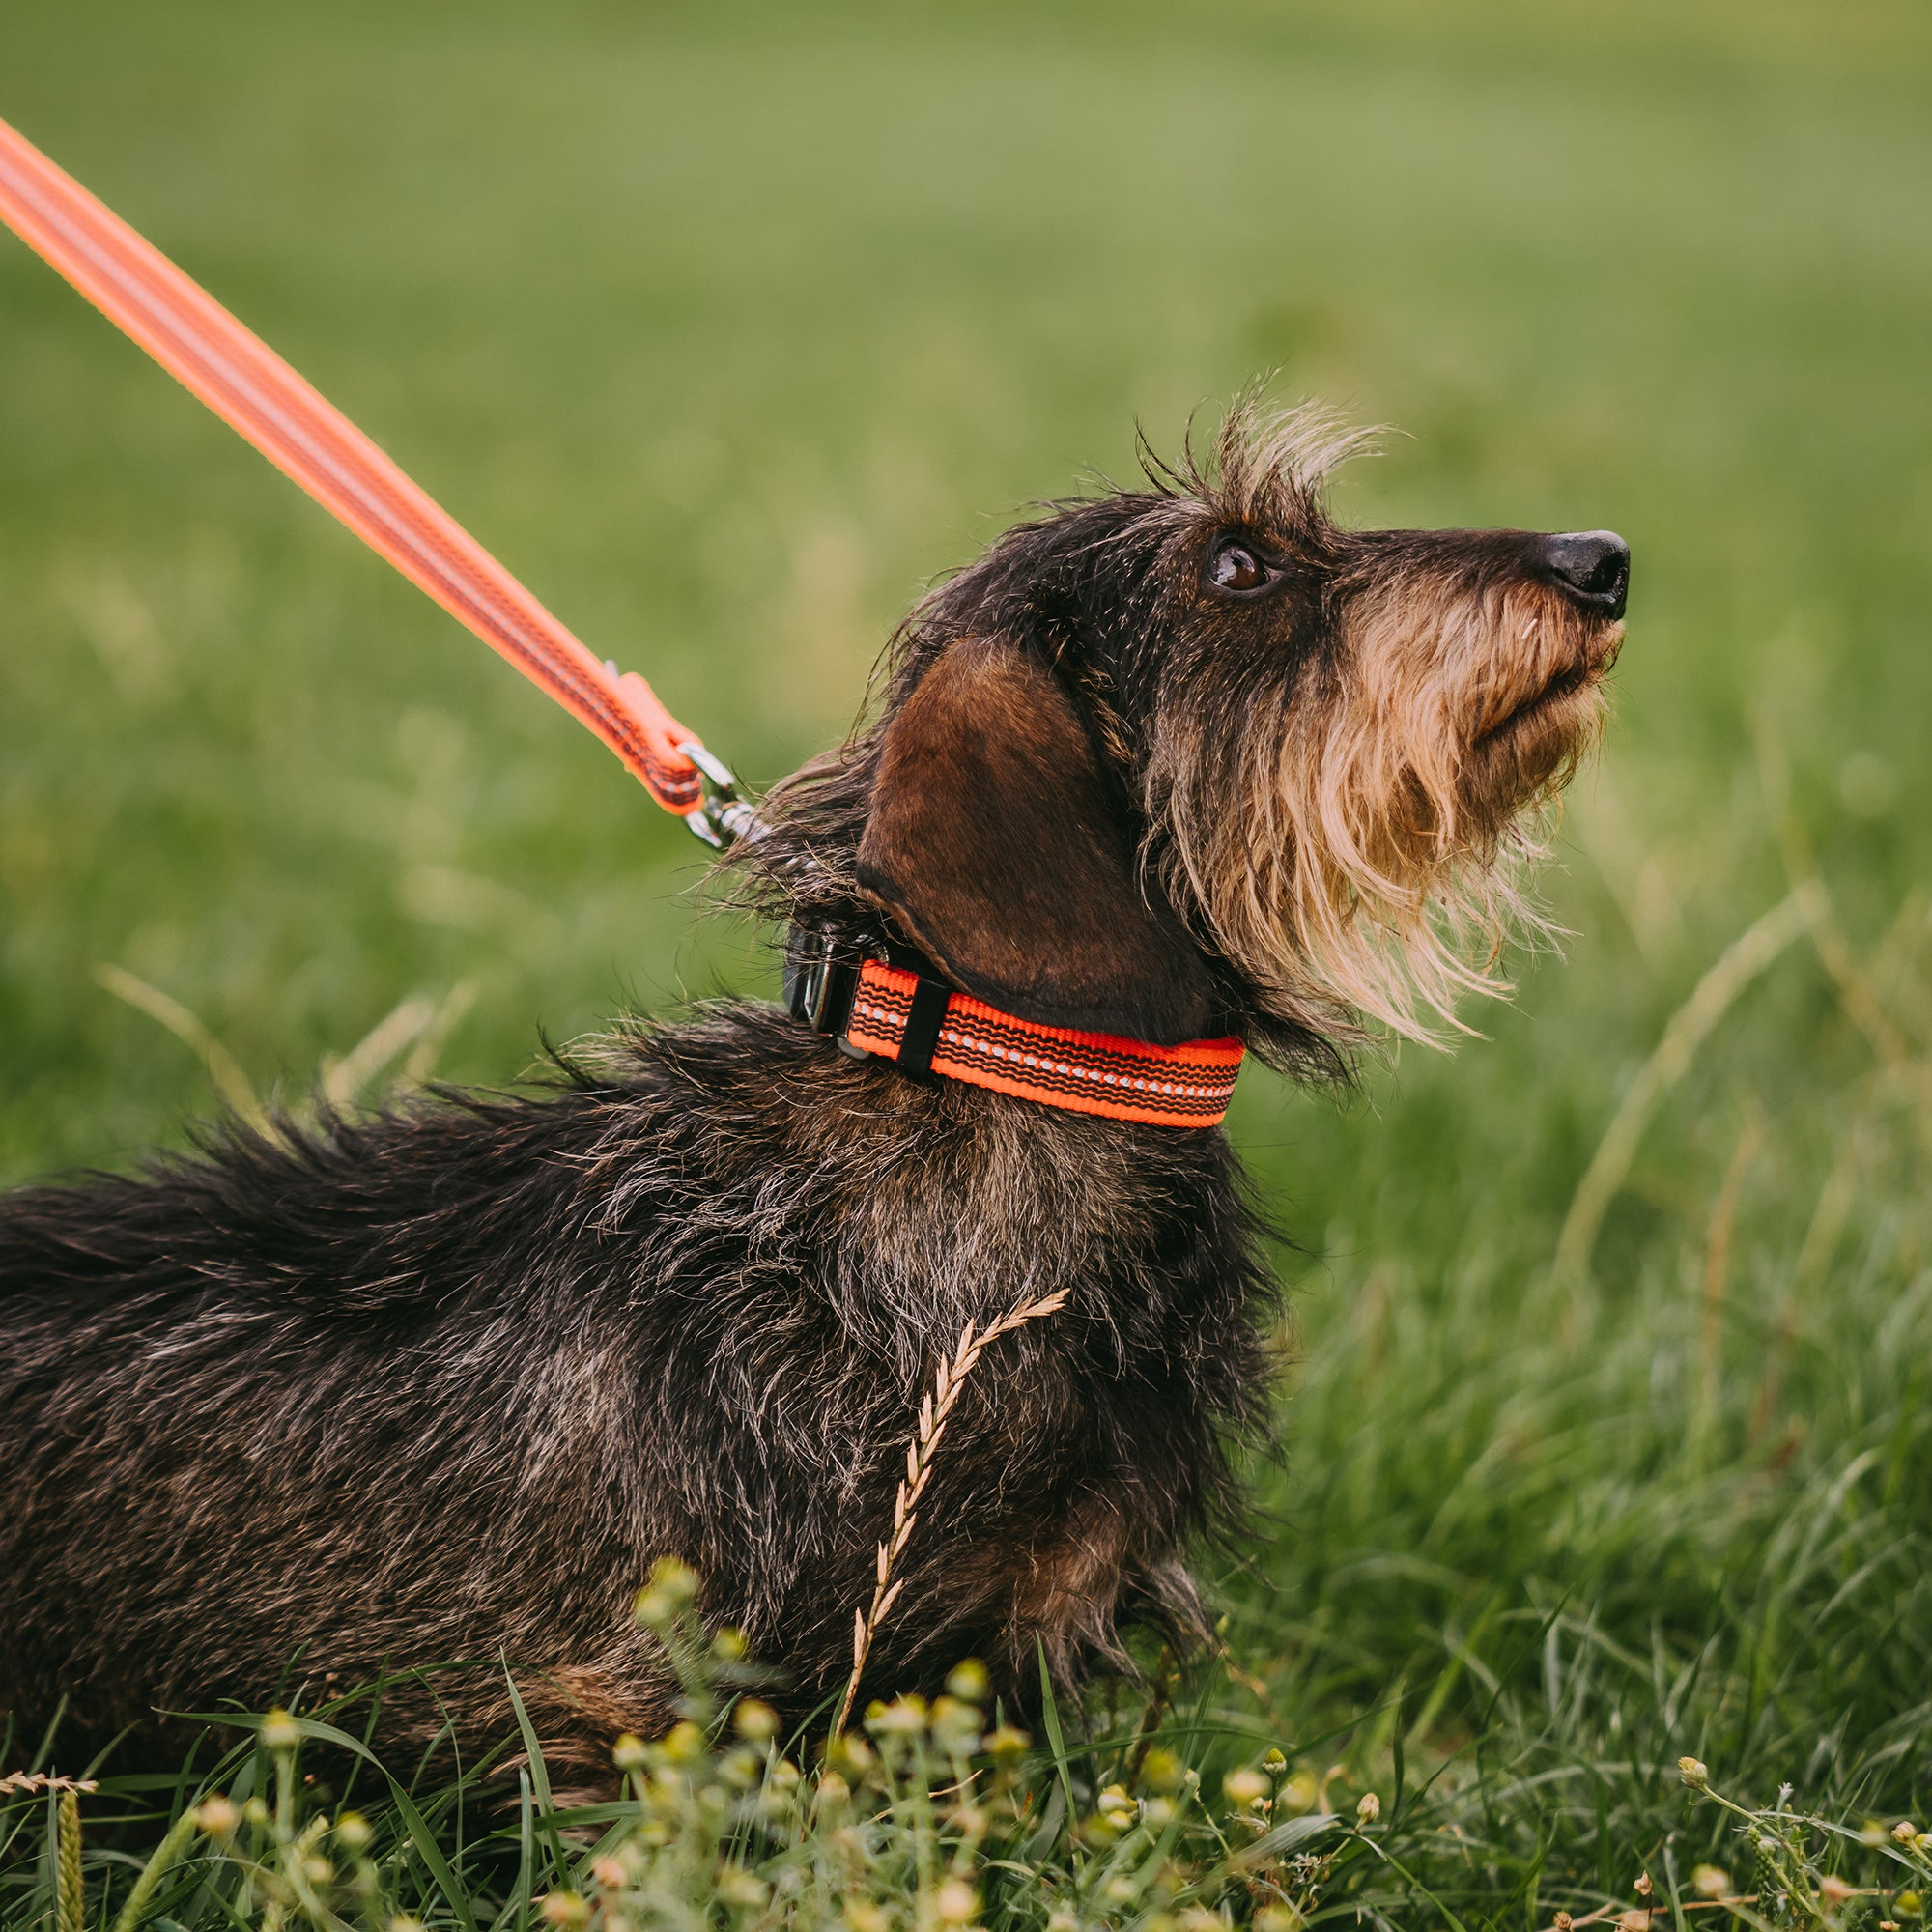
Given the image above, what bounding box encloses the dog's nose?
[1540,530,1630,618]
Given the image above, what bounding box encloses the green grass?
[3,1,1930,1923]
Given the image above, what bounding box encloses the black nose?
[1540,530,1629,618]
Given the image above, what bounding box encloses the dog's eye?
[1209,542,1271,594]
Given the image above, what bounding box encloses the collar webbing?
[840,959,1242,1128]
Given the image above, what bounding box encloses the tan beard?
[1157,573,1621,1046]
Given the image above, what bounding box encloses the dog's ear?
[855,634,1219,1043]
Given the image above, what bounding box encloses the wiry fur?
[0,398,1624,1784]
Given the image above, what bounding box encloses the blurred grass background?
[3,0,1930,1911]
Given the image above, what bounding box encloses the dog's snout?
[1540,530,1630,618]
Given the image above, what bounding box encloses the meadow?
[2,1,1929,1924]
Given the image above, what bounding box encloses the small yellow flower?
[843,1904,890,1932]
[1356,1791,1380,1824]
[1096,1783,1136,1822]
[827,1732,877,1777]
[710,1626,748,1661]
[1820,1875,1855,1906]
[259,1709,301,1752]
[1262,1748,1288,1775]
[332,1810,371,1852]
[193,1795,240,1838]
[1256,1908,1304,1932]
[1897,1822,1921,1844]
[1139,1747,1183,1793]
[1690,1865,1730,1900]
[301,1856,335,1886]
[538,1892,590,1930]
[867,1695,927,1736]
[242,1797,271,1828]
[1278,1771,1320,1815]
[930,1697,982,1747]
[1223,1767,1269,1806]
[634,1555,699,1625]
[715,1867,768,1909]
[591,1857,628,1889]
[662,1719,706,1763]
[984,1725,1030,1766]
[945,1660,989,1704]
[1677,1757,1709,1789]
[733,1698,779,1743]
[933,1877,979,1924]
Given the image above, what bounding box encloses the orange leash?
[0,114,751,843]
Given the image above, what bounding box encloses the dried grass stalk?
[829,1288,1071,1738]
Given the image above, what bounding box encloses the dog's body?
[0,405,1626,1780]
[0,1018,1263,1779]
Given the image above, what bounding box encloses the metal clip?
[782,923,861,1037]
[676,741,763,849]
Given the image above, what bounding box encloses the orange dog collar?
[831,957,1243,1129]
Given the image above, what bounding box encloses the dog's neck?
[782,923,1243,1129]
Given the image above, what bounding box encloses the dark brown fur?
[0,400,1626,1784]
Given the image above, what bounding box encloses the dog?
[0,401,1626,1787]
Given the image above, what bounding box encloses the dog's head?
[754,400,1626,1073]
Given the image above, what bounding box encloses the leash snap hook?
[676,740,761,849]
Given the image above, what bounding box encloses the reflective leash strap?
[0,114,751,846]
